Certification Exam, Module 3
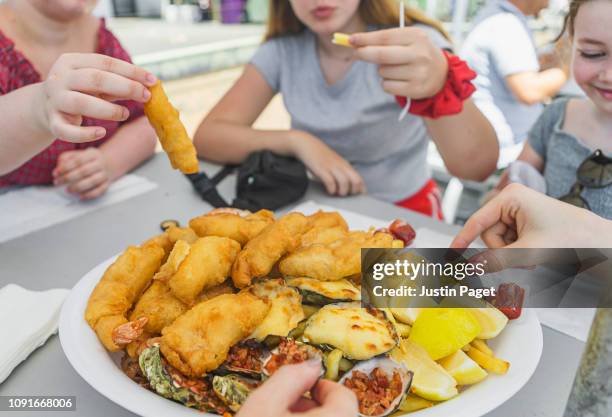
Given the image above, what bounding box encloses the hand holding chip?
[341,28,449,100]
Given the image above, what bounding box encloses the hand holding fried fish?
[144,81,199,174]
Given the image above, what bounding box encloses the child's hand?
[52,147,112,200]
[350,28,448,99]
[37,53,157,143]
[289,131,366,197]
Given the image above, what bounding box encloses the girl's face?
[289,0,362,35]
[572,0,612,114]
[28,0,97,22]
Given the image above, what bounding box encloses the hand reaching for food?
[52,147,113,200]
[288,130,366,197]
[451,183,612,249]
[236,361,358,417]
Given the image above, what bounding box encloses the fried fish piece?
[306,211,348,230]
[279,231,404,281]
[189,209,275,246]
[144,81,199,174]
[168,236,241,305]
[231,213,309,289]
[299,225,349,248]
[160,292,270,377]
[144,226,198,261]
[85,243,165,351]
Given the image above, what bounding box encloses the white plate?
[60,255,543,417]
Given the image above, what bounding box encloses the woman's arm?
[193,65,295,164]
[351,27,499,182]
[194,65,366,196]
[425,99,498,181]
[0,84,56,175]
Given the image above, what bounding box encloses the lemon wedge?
[408,308,481,360]
[391,340,458,401]
[468,305,509,339]
[439,349,488,385]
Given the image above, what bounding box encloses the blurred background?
[15,0,576,223]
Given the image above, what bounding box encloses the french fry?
[471,339,494,357]
[332,32,353,48]
[144,81,199,174]
[397,394,434,413]
[324,349,344,381]
[466,346,509,375]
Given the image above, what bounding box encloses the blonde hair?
[264,0,450,42]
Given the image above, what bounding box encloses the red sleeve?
[97,19,145,123]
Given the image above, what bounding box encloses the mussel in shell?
[339,356,413,417]
[138,345,229,414]
[286,277,361,305]
[302,302,399,360]
[212,374,260,412]
[216,339,269,378]
[262,337,324,377]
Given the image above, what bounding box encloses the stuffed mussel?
[286,277,361,305]
[302,302,399,360]
[339,356,413,417]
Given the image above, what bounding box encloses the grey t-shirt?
[250,25,451,202]
[461,0,543,167]
[529,99,612,219]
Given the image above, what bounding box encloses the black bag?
[186,151,309,212]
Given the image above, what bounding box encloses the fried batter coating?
[189,209,275,246]
[168,236,241,305]
[306,211,348,230]
[231,213,309,289]
[144,226,198,261]
[125,279,235,357]
[144,81,199,174]
[160,292,270,377]
[85,243,165,351]
[279,231,404,281]
[299,225,349,248]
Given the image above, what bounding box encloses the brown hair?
[559,0,606,38]
[264,0,450,41]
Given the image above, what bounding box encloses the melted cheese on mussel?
[245,279,304,341]
[303,303,399,360]
[286,277,361,304]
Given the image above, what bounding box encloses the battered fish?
[168,236,241,305]
[279,231,404,281]
[144,226,198,261]
[189,209,275,246]
[144,81,199,174]
[306,211,348,230]
[160,292,270,377]
[231,213,309,289]
[85,242,165,351]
